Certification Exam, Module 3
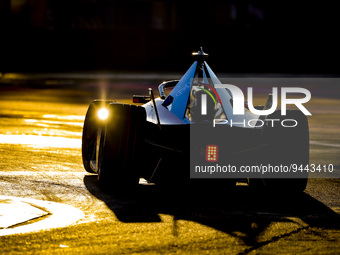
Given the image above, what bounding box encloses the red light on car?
[206,145,218,162]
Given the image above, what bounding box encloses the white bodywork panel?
[143,98,189,125]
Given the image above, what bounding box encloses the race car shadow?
[84,175,340,251]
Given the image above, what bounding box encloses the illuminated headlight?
[98,108,109,120]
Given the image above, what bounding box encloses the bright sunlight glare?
[97,108,109,120]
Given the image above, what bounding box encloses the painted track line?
[0,196,84,236]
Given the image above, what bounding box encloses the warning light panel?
[206,145,218,162]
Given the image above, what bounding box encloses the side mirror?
[133,95,151,103]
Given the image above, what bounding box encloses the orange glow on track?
[0,135,81,148]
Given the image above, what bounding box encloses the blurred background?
[0,0,339,74]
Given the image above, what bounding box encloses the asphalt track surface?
[0,74,339,254]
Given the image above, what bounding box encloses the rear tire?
[97,103,146,193]
[82,100,112,173]
[251,110,309,193]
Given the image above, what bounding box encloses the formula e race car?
[82,49,309,194]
